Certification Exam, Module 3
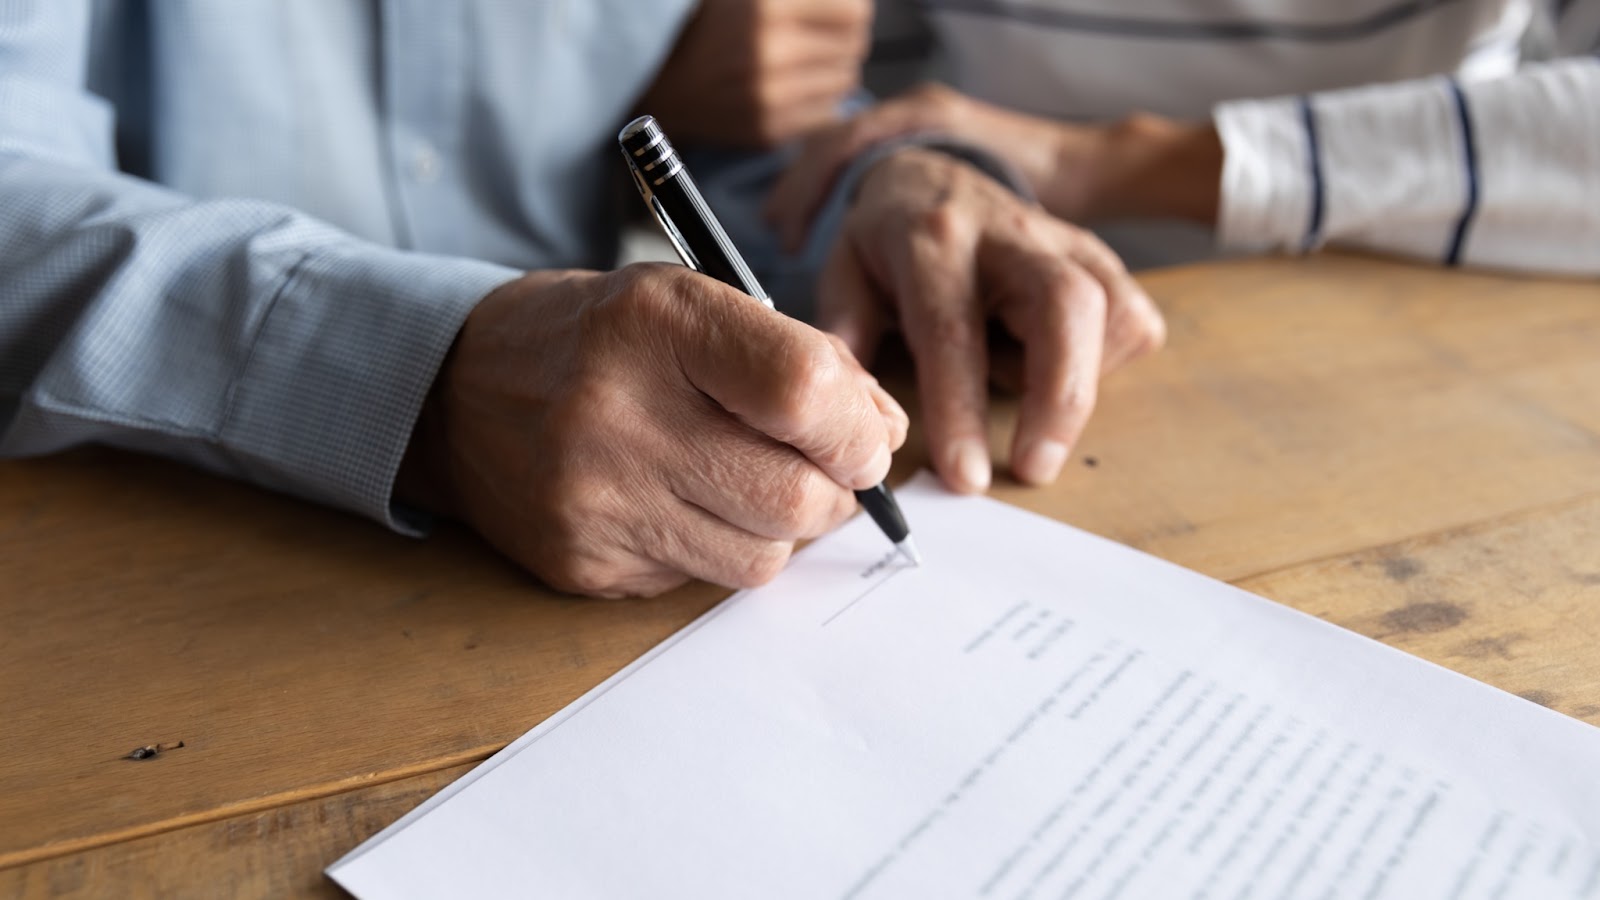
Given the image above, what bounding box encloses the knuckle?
[736,541,792,587]
[1026,207,1069,243]
[1007,207,1037,239]
[770,467,838,537]
[1090,243,1131,279]
[537,471,610,540]
[1056,266,1108,312]
[604,263,676,324]
[1061,379,1098,421]
[916,202,965,244]
[547,551,622,597]
[768,469,818,534]
[773,336,843,433]
[1101,287,1166,363]
[1124,302,1167,356]
[1142,309,1168,351]
[1064,227,1129,275]
[612,261,665,291]
[611,570,689,599]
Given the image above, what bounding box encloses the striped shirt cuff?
[1215,79,1478,263]
[1213,95,1314,254]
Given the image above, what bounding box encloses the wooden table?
[3,254,1598,898]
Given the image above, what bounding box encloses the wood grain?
[0,450,729,867]
[8,477,1600,898]
[1238,492,1600,726]
[972,255,1600,581]
[3,254,1598,883]
[0,766,472,899]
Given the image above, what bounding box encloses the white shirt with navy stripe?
[872,0,1600,275]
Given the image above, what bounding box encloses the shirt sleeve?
[0,2,520,533]
[1213,56,1600,276]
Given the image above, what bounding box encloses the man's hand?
[400,264,908,598]
[819,149,1165,493]
[636,0,871,149]
[766,83,1222,248]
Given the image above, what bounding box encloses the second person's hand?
[637,0,872,149]
[766,83,1223,247]
[821,148,1166,494]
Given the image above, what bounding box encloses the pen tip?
[897,537,923,568]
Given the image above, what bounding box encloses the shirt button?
[412,144,441,184]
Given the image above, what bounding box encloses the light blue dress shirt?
[0,0,712,530]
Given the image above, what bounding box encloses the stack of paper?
[331,474,1600,899]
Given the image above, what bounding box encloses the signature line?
[821,564,912,628]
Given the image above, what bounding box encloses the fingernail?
[855,442,893,488]
[948,438,991,493]
[1018,440,1068,485]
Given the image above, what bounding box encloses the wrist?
[395,343,460,521]
[855,145,950,200]
[1061,114,1222,225]
[393,274,543,520]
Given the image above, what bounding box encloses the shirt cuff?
[1216,80,1472,263]
[1213,95,1314,254]
[217,243,519,535]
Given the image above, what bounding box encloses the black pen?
[618,115,921,567]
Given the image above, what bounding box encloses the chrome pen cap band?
[619,115,683,186]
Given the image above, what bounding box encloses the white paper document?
[330,474,1600,899]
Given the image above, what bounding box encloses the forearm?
[1036,114,1222,226]
[0,0,526,531]
[0,154,519,532]
[847,88,1224,227]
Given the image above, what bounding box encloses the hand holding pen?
[401,262,909,598]
[399,112,1160,597]
[619,115,922,565]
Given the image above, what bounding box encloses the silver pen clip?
[627,165,701,273]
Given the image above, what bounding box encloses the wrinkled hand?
[767,83,1221,248]
[820,149,1165,493]
[400,264,908,598]
[637,0,871,149]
